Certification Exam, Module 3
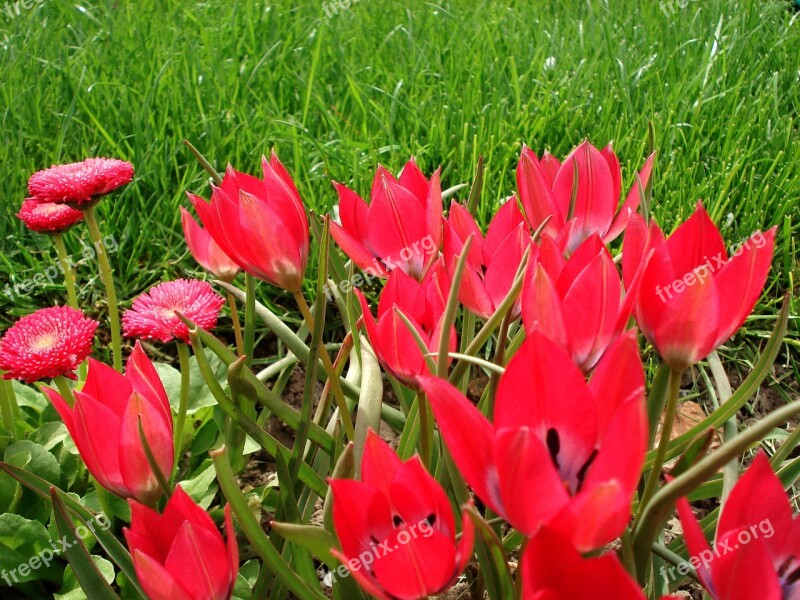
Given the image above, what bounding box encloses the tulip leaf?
[646,363,670,448]
[353,337,383,475]
[56,556,116,600]
[466,155,485,214]
[50,488,121,600]
[269,523,338,568]
[463,504,514,600]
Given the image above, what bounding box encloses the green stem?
[54,375,78,408]
[52,232,78,308]
[487,311,512,419]
[292,290,356,441]
[227,292,244,357]
[243,274,256,368]
[418,391,433,469]
[84,206,122,371]
[0,377,15,435]
[172,342,191,479]
[638,367,683,516]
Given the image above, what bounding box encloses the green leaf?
[179,460,219,510]
[56,556,115,600]
[154,349,225,414]
[0,513,63,584]
[50,489,121,600]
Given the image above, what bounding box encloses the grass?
[0,0,798,358]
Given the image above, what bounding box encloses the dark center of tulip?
[546,427,599,495]
[779,556,800,595]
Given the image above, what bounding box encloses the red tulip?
[357,258,456,389]
[521,526,653,600]
[330,158,443,279]
[443,199,531,320]
[43,342,173,505]
[190,152,309,292]
[622,202,776,369]
[517,141,653,253]
[522,233,639,372]
[329,430,474,600]
[180,207,240,282]
[419,331,646,552]
[124,485,239,600]
[676,453,796,600]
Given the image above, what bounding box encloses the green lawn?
[1,0,798,349]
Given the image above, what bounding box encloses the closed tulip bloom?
[419,331,646,552]
[43,342,173,505]
[522,233,638,372]
[329,430,474,600]
[357,258,456,389]
[622,202,776,369]
[180,207,240,282]
[522,526,661,600]
[330,158,443,279]
[517,141,653,253]
[676,453,800,600]
[125,486,239,600]
[190,152,309,292]
[443,199,531,320]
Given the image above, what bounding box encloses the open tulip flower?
[517,140,654,253]
[330,157,443,279]
[125,485,239,600]
[622,202,776,369]
[189,151,309,292]
[419,331,646,552]
[329,430,474,600]
[43,342,173,505]
[443,198,531,320]
[676,453,800,600]
[357,258,456,389]
[522,233,637,372]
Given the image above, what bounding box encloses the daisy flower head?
[123,279,225,344]
[0,306,98,383]
[17,198,85,233]
[28,158,134,207]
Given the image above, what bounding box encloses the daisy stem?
[172,341,191,478]
[243,274,256,367]
[227,292,244,356]
[0,378,16,435]
[51,232,78,309]
[291,289,356,441]
[53,375,78,408]
[638,367,684,515]
[84,206,122,371]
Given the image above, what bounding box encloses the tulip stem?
[418,391,433,469]
[292,290,356,441]
[487,311,512,419]
[638,367,683,516]
[172,342,192,477]
[53,375,78,408]
[51,232,79,309]
[84,206,122,371]
[227,292,244,356]
[243,274,256,368]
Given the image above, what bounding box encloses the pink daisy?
[28,158,134,206]
[122,279,225,344]
[0,306,98,383]
[17,198,85,233]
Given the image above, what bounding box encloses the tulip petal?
[600,143,622,203]
[361,429,402,497]
[330,479,393,558]
[126,341,172,424]
[165,521,231,600]
[330,220,389,276]
[418,377,501,516]
[399,157,430,205]
[712,227,776,346]
[72,390,127,496]
[665,202,727,277]
[521,263,569,350]
[132,550,194,600]
[483,224,529,317]
[483,198,526,261]
[517,148,563,236]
